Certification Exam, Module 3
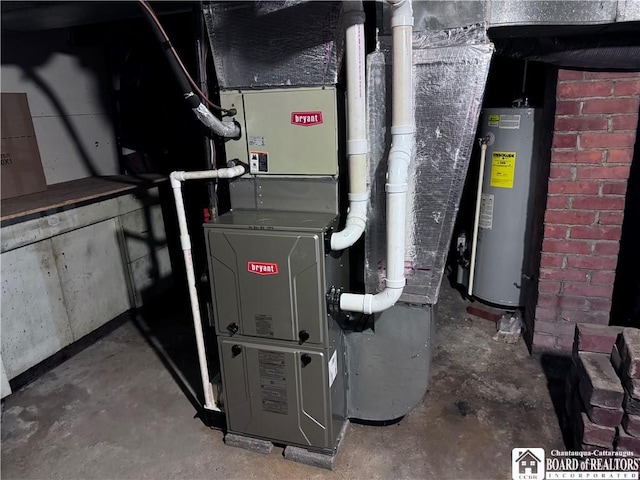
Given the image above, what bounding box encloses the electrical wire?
[138,0,230,115]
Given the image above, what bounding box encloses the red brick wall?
[532,70,640,353]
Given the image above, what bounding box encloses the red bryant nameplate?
[291,111,323,127]
[247,261,279,275]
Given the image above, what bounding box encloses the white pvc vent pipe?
[170,165,246,411]
[340,0,414,314]
[330,0,368,250]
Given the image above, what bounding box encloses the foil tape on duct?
[365,25,493,305]
[203,1,344,89]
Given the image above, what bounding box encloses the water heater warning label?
[479,193,494,229]
[258,350,288,415]
[490,151,516,189]
[499,114,521,129]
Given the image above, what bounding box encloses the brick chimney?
[532,70,640,353]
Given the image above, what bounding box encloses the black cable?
[138,1,204,109]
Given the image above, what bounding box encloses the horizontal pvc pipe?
[340,287,404,315]
[171,165,246,184]
[169,165,246,411]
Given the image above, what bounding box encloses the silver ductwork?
[203,1,345,89]
[382,0,640,32]
[365,25,494,305]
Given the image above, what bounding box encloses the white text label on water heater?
[479,193,494,229]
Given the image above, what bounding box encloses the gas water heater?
[470,107,541,307]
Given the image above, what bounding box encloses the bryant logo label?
[291,111,323,126]
[247,261,279,275]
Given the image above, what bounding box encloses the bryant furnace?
[195,0,492,461]
[204,84,348,453]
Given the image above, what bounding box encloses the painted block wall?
[1,29,119,184]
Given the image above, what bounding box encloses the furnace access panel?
[221,87,338,176]
[205,211,338,343]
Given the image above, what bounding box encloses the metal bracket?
[326,285,342,316]
[324,226,334,254]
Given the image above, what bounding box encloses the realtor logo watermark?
[513,448,545,480]
[513,448,639,480]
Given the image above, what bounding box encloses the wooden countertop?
[1,174,166,223]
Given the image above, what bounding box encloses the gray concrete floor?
[1,282,565,479]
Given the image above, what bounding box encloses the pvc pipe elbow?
[340,287,404,314]
[369,287,404,313]
[330,199,367,250]
[330,222,365,251]
[170,171,184,188]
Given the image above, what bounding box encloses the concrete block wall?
[1,29,120,184]
[532,70,640,353]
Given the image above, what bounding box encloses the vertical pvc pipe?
[339,0,414,314]
[169,166,245,412]
[331,1,368,250]
[468,142,489,297]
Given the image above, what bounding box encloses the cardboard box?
[1,93,47,200]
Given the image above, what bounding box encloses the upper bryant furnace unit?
[221,88,339,176]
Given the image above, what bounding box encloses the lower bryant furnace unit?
[205,211,347,452]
